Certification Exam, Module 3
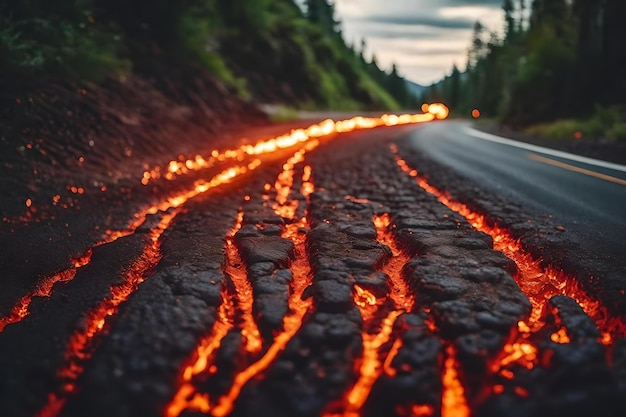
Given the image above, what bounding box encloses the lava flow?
[208,150,316,417]
[210,216,313,417]
[225,211,262,355]
[167,152,316,417]
[327,214,416,416]
[165,210,255,417]
[141,105,448,185]
[390,145,625,344]
[2,160,263,334]
[166,292,235,417]
[441,346,471,417]
[0,251,91,332]
[36,209,180,417]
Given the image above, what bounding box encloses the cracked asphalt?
[0,120,624,417]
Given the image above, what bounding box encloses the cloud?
[357,15,476,30]
[334,0,503,84]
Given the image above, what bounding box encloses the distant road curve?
[402,120,626,262]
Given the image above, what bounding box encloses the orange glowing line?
[390,146,625,344]
[331,213,416,416]
[225,211,262,354]
[36,210,180,417]
[169,164,316,417]
[165,292,235,417]
[0,252,92,332]
[382,338,403,378]
[441,346,470,417]
[374,214,414,312]
[210,218,313,417]
[141,106,448,185]
[345,311,402,414]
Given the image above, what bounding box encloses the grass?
[268,106,299,123]
[526,107,626,141]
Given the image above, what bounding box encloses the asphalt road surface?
[403,121,626,263]
[1,117,625,417]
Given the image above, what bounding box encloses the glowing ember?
[441,346,470,417]
[550,328,571,344]
[36,209,180,417]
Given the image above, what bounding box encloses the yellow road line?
[528,153,626,186]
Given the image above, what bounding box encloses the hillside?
[0,0,408,111]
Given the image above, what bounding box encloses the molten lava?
[390,145,624,344]
[208,151,316,417]
[36,209,180,417]
[328,214,416,416]
[210,217,313,417]
[373,214,414,312]
[165,210,261,417]
[140,106,448,185]
[167,156,317,417]
[441,346,470,417]
[165,289,235,417]
[225,211,262,354]
[0,251,92,332]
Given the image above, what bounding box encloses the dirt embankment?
[0,72,267,226]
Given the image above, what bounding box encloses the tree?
[305,0,340,36]
[503,0,516,40]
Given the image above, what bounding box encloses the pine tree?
[305,0,340,36]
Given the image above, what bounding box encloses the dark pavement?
[403,121,626,263]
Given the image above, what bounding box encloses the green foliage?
[424,0,626,128]
[0,0,410,110]
[176,4,248,96]
[0,12,130,81]
[268,106,299,123]
[526,106,626,140]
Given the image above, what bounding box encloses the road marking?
[465,127,626,173]
[528,153,626,186]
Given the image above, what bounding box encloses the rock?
[313,280,353,313]
[248,262,277,280]
[255,293,289,337]
[353,272,389,298]
[237,236,295,268]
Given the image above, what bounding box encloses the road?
[1,116,625,417]
[402,120,626,262]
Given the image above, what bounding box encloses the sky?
[333,0,505,85]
